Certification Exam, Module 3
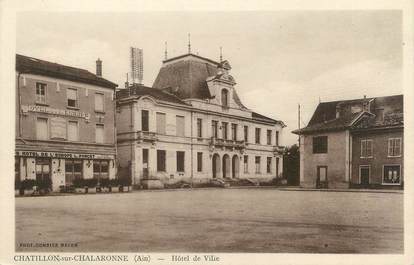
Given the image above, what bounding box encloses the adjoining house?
[116,53,285,187]
[293,95,403,189]
[15,54,118,191]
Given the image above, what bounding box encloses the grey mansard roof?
[16,54,118,88]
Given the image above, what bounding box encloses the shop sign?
[15,151,113,160]
[21,105,90,120]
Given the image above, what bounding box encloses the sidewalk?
[274,186,403,194]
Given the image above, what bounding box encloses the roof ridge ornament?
[164,41,168,60]
[188,33,191,54]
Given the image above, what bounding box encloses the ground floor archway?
[212,153,221,178]
[222,154,230,178]
[232,155,239,178]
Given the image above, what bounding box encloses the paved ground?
[15,188,403,253]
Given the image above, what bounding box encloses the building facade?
[293,95,403,189]
[116,53,285,186]
[15,54,118,191]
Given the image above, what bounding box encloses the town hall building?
[116,53,285,187]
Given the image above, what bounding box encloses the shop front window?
[35,158,51,183]
[65,160,83,185]
[383,165,401,185]
[93,160,109,180]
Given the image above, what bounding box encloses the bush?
[99,178,110,187]
[36,178,52,190]
[72,178,98,188]
[109,178,119,187]
[20,179,37,190]
[15,178,21,190]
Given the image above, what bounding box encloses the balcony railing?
[209,137,246,150]
[136,131,158,142]
[272,145,285,156]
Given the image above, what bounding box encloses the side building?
[293,95,403,189]
[116,53,285,186]
[15,54,118,191]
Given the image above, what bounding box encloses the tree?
[283,144,300,186]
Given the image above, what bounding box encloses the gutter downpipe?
[190,108,194,188]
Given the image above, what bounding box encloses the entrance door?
[35,158,51,189]
[316,166,328,188]
[232,155,239,178]
[360,166,370,187]
[142,149,149,178]
[212,154,220,178]
[222,155,230,178]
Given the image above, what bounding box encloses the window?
[244,126,248,143]
[276,157,280,177]
[93,160,109,180]
[267,157,272,173]
[36,117,48,140]
[156,112,166,134]
[95,124,104,143]
[231,124,237,141]
[255,156,261,173]
[67,121,78,141]
[67,88,78,108]
[177,151,185,172]
[65,160,82,185]
[388,138,402,157]
[36,82,46,104]
[141,110,149,131]
[383,165,401,185]
[222,122,228,140]
[157,150,166,172]
[267,130,272,145]
[95,93,104,112]
[243,155,248,173]
[176,115,185,136]
[360,139,373,158]
[276,131,279,146]
[212,120,218,138]
[197,118,202,138]
[197,152,202,172]
[221,89,229,107]
[35,158,51,182]
[255,128,261,144]
[313,136,328,154]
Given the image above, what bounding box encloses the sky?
[16,10,402,145]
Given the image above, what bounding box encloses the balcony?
[272,145,285,156]
[136,131,158,143]
[209,137,246,151]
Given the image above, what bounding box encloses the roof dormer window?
[221,89,229,108]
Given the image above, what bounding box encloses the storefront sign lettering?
[15,151,113,160]
[21,105,90,120]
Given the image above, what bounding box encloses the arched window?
[221,89,229,107]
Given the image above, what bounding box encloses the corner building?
[116,53,285,185]
[15,54,118,191]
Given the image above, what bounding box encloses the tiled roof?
[293,95,403,134]
[16,54,117,88]
[252,112,285,126]
[153,53,246,108]
[116,84,190,106]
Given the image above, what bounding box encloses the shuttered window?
[95,124,104,143]
[36,118,48,140]
[68,121,78,141]
[156,112,166,134]
[176,116,185,136]
[95,93,104,112]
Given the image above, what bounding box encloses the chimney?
[96,58,102,77]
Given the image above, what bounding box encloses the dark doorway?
[360,166,370,187]
[142,149,149,178]
[212,154,220,178]
[316,166,328,189]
